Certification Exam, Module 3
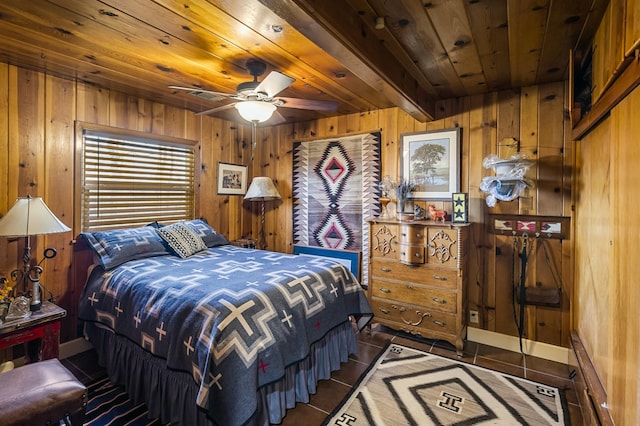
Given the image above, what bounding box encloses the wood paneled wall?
[610,85,640,424]
[570,1,640,421]
[0,61,573,353]
[574,84,640,425]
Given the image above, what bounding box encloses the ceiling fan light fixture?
[235,101,276,123]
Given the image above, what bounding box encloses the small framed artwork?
[217,162,248,195]
[452,192,468,223]
[401,127,461,199]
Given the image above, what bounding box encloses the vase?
[396,195,405,215]
[396,196,415,220]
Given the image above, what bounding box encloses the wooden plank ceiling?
[0,0,607,125]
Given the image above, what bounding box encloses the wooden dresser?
[368,219,470,355]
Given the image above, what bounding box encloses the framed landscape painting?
[401,127,461,199]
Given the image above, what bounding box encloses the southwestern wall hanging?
[293,131,381,286]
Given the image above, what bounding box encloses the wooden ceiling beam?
[256,0,435,121]
[344,0,437,95]
[362,0,453,100]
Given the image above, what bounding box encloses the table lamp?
[244,177,281,250]
[0,195,71,311]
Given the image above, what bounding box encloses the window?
[76,123,198,232]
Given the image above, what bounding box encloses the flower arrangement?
[395,179,416,217]
[396,179,416,200]
[0,278,14,305]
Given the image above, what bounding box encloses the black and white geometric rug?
[323,343,568,426]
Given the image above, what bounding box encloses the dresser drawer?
[398,244,425,264]
[370,279,457,314]
[370,258,458,289]
[398,225,426,245]
[371,298,458,335]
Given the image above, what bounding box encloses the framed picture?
[401,127,461,199]
[293,245,362,282]
[217,162,248,195]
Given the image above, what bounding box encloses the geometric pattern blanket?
[79,245,373,426]
[293,132,381,286]
[324,343,568,425]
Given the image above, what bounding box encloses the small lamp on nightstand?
[244,177,281,250]
[0,195,71,311]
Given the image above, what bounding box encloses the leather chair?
[0,358,87,425]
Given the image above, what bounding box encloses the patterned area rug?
[83,374,163,426]
[323,343,568,426]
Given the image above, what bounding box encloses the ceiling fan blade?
[277,97,338,111]
[168,85,233,98]
[195,102,238,116]
[267,110,287,125]
[255,71,295,98]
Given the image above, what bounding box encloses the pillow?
[156,222,208,258]
[183,219,229,248]
[82,227,171,270]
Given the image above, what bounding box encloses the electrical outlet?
[469,310,479,324]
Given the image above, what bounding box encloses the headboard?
[70,237,97,337]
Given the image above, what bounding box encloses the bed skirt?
[84,320,359,425]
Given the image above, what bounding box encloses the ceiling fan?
[169,59,339,125]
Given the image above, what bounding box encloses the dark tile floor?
[61,323,584,425]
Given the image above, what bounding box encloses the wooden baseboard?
[467,328,569,364]
[59,337,94,360]
[569,330,614,425]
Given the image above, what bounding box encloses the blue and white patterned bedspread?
[79,245,372,425]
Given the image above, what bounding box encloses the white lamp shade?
[0,196,71,237]
[235,101,277,123]
[244,177,281,201]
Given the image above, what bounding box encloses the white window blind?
[80,128,196,232]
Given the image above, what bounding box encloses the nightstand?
[230,238,257,248]
[0,301,66,362]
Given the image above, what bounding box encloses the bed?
[76,220,373,426]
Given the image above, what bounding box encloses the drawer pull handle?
[380,267,392,273]
[433,274,447,281]
[433,320,447,327]
[416,233,422,238]
[379,307,390,314]
[414,253,421,258]
[399,309,431,326]
[379,287,391,294]
[432,297,446,304]
[407,285,414,290]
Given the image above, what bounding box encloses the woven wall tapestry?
[293,131,381,285]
